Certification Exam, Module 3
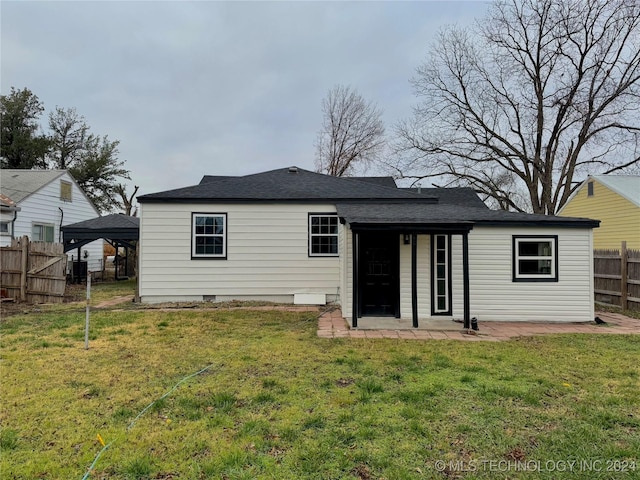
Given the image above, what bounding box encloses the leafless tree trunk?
[315,85,385,177]
[396,0,640,214]
[115,184,139,216]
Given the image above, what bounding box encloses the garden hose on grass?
[81,363,215,480]
[80,306,333,479]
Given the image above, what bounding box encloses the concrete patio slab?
[317,309,640,341]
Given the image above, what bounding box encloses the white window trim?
[191,213,227,259]
[308,214,339,257]
[32,223,55,243]
[513,236,558,282]
[433,234,450,314]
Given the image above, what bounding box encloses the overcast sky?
[2,1,489,198]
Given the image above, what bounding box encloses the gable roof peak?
[589,174,640,207]
[140,166,431,203]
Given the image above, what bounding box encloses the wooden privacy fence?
[0,236,67,304]
[594,241,640,311]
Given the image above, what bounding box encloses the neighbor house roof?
[140,167,434,203]
[0,169,66,203]
[590,175,640,207]
[0,193,20,211]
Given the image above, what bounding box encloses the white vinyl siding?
[346,227,593,323]
[139,203,341,302]
[461,226,593,322]
[11,172,103,271]
[399,235,430,320]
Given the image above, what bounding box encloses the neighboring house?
[0,193,21,245]
[0,170,103,271]
[558,175,640,250]
[137,167,599,325]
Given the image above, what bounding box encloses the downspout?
[10,210,18,241]
[58,207,64,242]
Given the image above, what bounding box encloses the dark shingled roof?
[61,214,139,240]
[62,214,139,231]
[199,175,235,184]
[139,167,432,203]
[336,203,599,227]
[138,166,599,228]
[402,187,488,209]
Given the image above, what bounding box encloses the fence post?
[20,236,28,302]
[621,241,628,310]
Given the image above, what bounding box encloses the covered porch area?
[337,202,474,330]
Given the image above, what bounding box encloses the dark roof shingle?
[139,167,432,203]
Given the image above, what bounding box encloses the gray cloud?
[1,1,488,198]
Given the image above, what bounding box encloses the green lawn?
[1,287,639,479]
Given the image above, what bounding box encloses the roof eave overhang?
[137,197,438,205]
[474,220,600,228]
[347,222,474,234]
[61,228,139,240]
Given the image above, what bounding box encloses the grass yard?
[1,287,639,479]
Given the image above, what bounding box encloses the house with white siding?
[137,167,599,326]
[0,170,103,271]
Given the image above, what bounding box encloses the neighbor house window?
[309,214,338,256]
[587,181,594,196]
[60,180,72,202]
[192,213,227,259]
[513,236,558,282]
[0,222,10,235]
[33,223,55,242]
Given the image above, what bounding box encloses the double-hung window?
[32,223,55,242]
[513,236,558,282]
[309,214,338,256]
[192,213,227,259]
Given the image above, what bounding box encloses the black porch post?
[114,241,119,281]
[462,231,471,329]
[352,231,358,328]
[411,233,418,328]
[76,246,81,284]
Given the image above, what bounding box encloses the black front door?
[359,233,399,317]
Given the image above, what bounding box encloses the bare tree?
[115,184,139,216]
[397,0,640,214]
[315,85,385,176]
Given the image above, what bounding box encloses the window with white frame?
[309,214,338,256]
[0,222,10,235]
[192,213,227,258]
[432,234,451,314]
[33,223,55,242]
[513,236,558,282]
